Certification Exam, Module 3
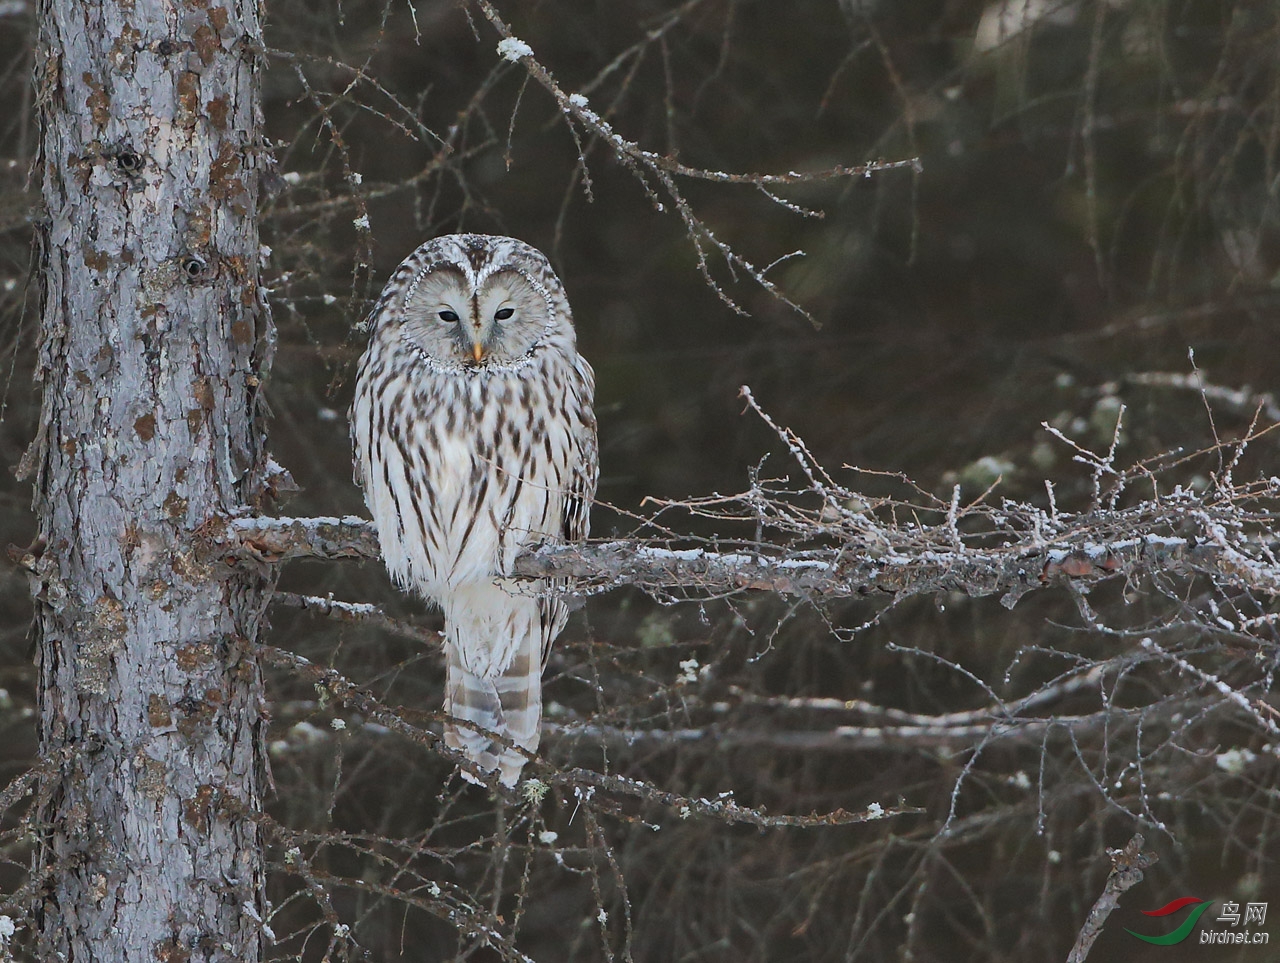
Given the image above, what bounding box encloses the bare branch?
[470,0,918,318]
[273,591,442,647]
[547,712,1112,752]
[205,503,1268,609]
[1066,835,1157,963]
[208,514,380,563]
[256,644,916,829]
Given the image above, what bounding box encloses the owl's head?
[374,234,576,372]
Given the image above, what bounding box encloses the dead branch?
[198,384,1280,617]
[216,514,380,562]
[546,713,1110,752]
[1066,835,1157,963]
[204,501,1267,609]
[199,384,1280,823]
[273,591,442,647]
[715,669,1107,719]
[470,0,918,318]
[256,643,914,829]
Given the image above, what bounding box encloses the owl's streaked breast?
[352,332,593,599]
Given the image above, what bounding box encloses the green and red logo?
[1127,896,1214,945]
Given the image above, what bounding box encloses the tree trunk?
[30,0,274,955]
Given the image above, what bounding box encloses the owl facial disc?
[398,256,554,371]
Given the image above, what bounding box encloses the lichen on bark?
[29,0,276,956]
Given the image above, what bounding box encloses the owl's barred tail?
[443,649,502,779]
[444,636,543,787]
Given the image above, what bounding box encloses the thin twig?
[1066,835,1157,963]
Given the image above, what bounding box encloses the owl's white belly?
[358,367,575,603]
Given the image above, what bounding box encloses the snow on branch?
[547,711,1111,753]
[216,514,381,563]
[203,510,1221,606]
[204,412,1280,615]
[469,1,919,320]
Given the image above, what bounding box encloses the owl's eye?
[494,307,515,321]
[438,310,460,323]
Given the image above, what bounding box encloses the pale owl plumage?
[350,234,598,785]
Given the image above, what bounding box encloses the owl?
[350,234,598,786]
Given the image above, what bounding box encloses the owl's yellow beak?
[472,343,485,363]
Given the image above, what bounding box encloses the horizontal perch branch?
[199,388,1280,614]
[201,506,1268,608]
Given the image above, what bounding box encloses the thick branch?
[207,512,1239,607]
[217,514,380,562]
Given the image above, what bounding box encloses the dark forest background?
[3,1,1280,960]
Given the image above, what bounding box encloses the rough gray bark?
[28,0,274,955]
[209,509,1252,607]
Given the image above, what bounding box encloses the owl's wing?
[563,414,598,544]
[538,360,599,670]
[562,359,599,544]
[348,348,376,491]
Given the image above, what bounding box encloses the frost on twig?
[257,1,917,326]
[468,2,919,320]
[256,643,913,829]
[208,391,1280,617]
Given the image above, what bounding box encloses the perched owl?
[350,234,598,786]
